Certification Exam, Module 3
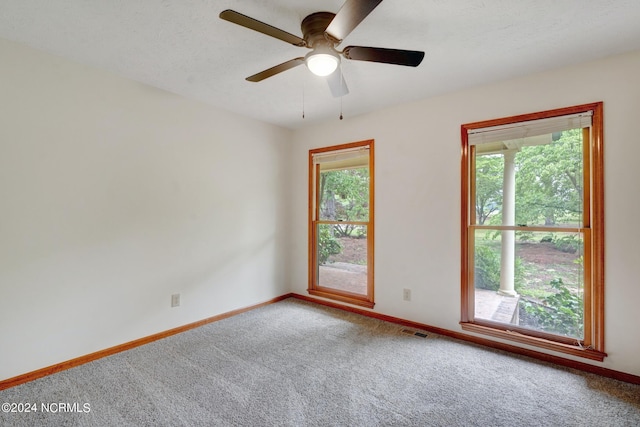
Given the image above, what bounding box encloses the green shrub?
[475,245,524,291]
[540,234,553,243]
[518,231,534,242]
[474,246,501,290]
[318,227,341,265]
[552,234,581,254]
[521,278,583,338]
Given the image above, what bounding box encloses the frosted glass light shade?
[306,52,339,76]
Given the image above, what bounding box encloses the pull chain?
[339,62,344,120]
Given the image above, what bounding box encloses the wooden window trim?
[460,102,605,360]
[308,140,375,309]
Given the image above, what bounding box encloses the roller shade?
[468,111,593,146]
[313,146,369,171]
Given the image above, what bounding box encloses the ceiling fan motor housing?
[301,12,337,48]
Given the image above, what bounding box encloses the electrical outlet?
[171,293,180,307]
[403,288,411,301]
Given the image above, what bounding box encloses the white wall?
[289,50,640,377]
[0,39,292,381]
[2,35,639,382]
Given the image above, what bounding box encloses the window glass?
[319,168,369,222]
[316,224,368,295]
[473,228,584,340]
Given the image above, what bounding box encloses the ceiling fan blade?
[220,10,306,47]
[327,69,350,98]
[343,46,425,67]
[246,58,305,82]
[325,0,384,43]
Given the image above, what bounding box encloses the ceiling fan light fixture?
[305,48,339,76]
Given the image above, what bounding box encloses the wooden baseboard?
[291,293,640,385]
[0,294,293,391]
[4,292,638,390]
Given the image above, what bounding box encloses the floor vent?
[401,329,428,338]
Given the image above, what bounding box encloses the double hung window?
[461,103,605,360]
[309,140,374,308]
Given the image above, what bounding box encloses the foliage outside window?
[460,103,605,361]
[309,140,374,308]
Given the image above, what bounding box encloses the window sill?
[308,289,375,309]
[460,322,606,362]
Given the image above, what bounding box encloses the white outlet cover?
[171,294,180,307]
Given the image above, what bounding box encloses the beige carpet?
[1,298,639,426]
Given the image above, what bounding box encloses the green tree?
[515,130,583,226]
[320,168,369,237]
[475,155,503,225]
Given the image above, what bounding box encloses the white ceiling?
[1,0,640,129]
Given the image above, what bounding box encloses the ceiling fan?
[219,0,425,97]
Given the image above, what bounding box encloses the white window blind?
[313,146,369,171]
[467,111,593,146]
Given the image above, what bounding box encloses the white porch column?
[499,150,517,297]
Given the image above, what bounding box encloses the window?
[461,103,605,361]
[309,140,374,308]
